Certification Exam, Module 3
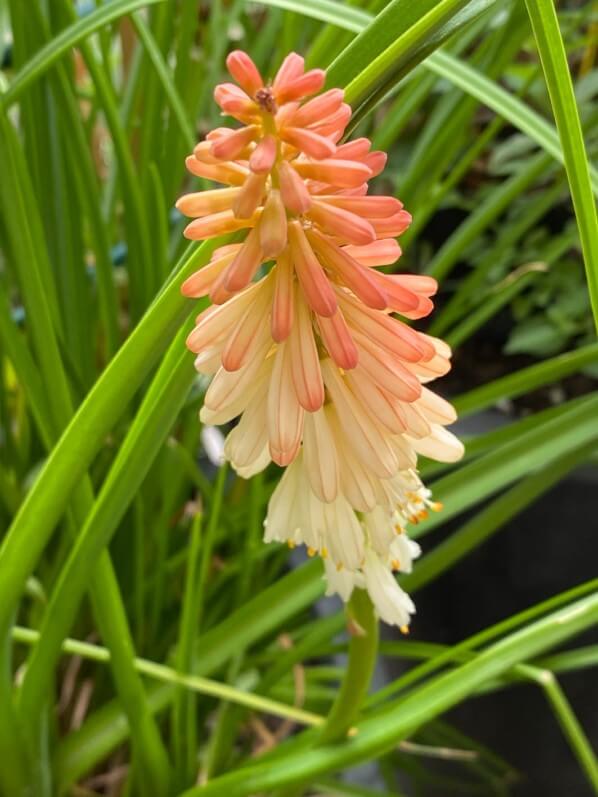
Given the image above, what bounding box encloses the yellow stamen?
[400,625,410,635]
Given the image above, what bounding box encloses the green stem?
[319,589,379,744]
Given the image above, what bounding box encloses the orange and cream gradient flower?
[178,51,464,629]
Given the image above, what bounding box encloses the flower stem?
[318,588,379,744]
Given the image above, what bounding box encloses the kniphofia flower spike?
[178,51,463,629]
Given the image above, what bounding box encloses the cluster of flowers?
[178,51,463,629]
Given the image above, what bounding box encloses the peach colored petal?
[370,210,412,237]
[408,425,464,463]
[214,82,259,122]
[351,332,422,403]
[387,435,418,472]
[307,229,387,310]
[193,140,222,163]
[399,402,431,439]
[288,284,324,411]
[275,101,301,128]
[193,347,222,376]
[405,355,451,383]
[293,159,372,188]
[180,251,238,298]
[333,138,371,160]
[394,273,438,297]
[276,69,325,103]
[186,283,260,353]
[221,279,273,371]
[322,360,398,479]
[271,249,294,342]
[339,293,425,359]
[342,239,401,267]
[280,127,336,160]
[330,413,380,512]
[212,243,243,259]
[303,408,339,503]
[249,134,277,174]
[273,53,305,94]
[259,189,287,257]
[223,227,264,292]
[291,89,344,127]
[277,160,312,214]
[345,371,406,435]
[268,343,304,466]
[364,150,387,177]
[308,201,376,245]
[183,209,256,240]
[204,354,271,420]
[316,308,359,370]
[416,387,457,425]
[318,195,402,218]
[366,270,431,316]
[210,124,259,160]
[310,104,351,140]
[185,155,248,186]
[288,221,337,317]
[225,387,270,474]
[232,172,267,219]
[226,50,264,96]
[401,296,435,320]
[176,187,241,217]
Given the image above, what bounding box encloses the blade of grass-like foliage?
[0,0,164,107]
[404,439,597,592]
[454,341,598,416]
[517,664,598,792]
[327,0,493,93]
[425,50,598,197]
[0,282,54,449]
[130,10,195,153]
[179,590,598,796]
[0,109,172,794]
[397,5,528,211]
[340,0,484,107]
[11,0,120,358]
[255,0,370,34]
[430,180,566,336]
[422,398,587,480]
[0,239,216,649]
[412,394,598,537]
[371,579,598,707]
[12,626,323,728]
[16,328,194,734]
[445,262,557,350]
[425,152,553,280]
[172,464,227,783]
[257,0,598,197]
[538,646,598,676]
[54,0,154,318]
[0,108,171,795]
[172,510,204,786]
[56,560,323,790]
[524,0,598,332]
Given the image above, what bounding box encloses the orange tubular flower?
[179,51,463,629]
